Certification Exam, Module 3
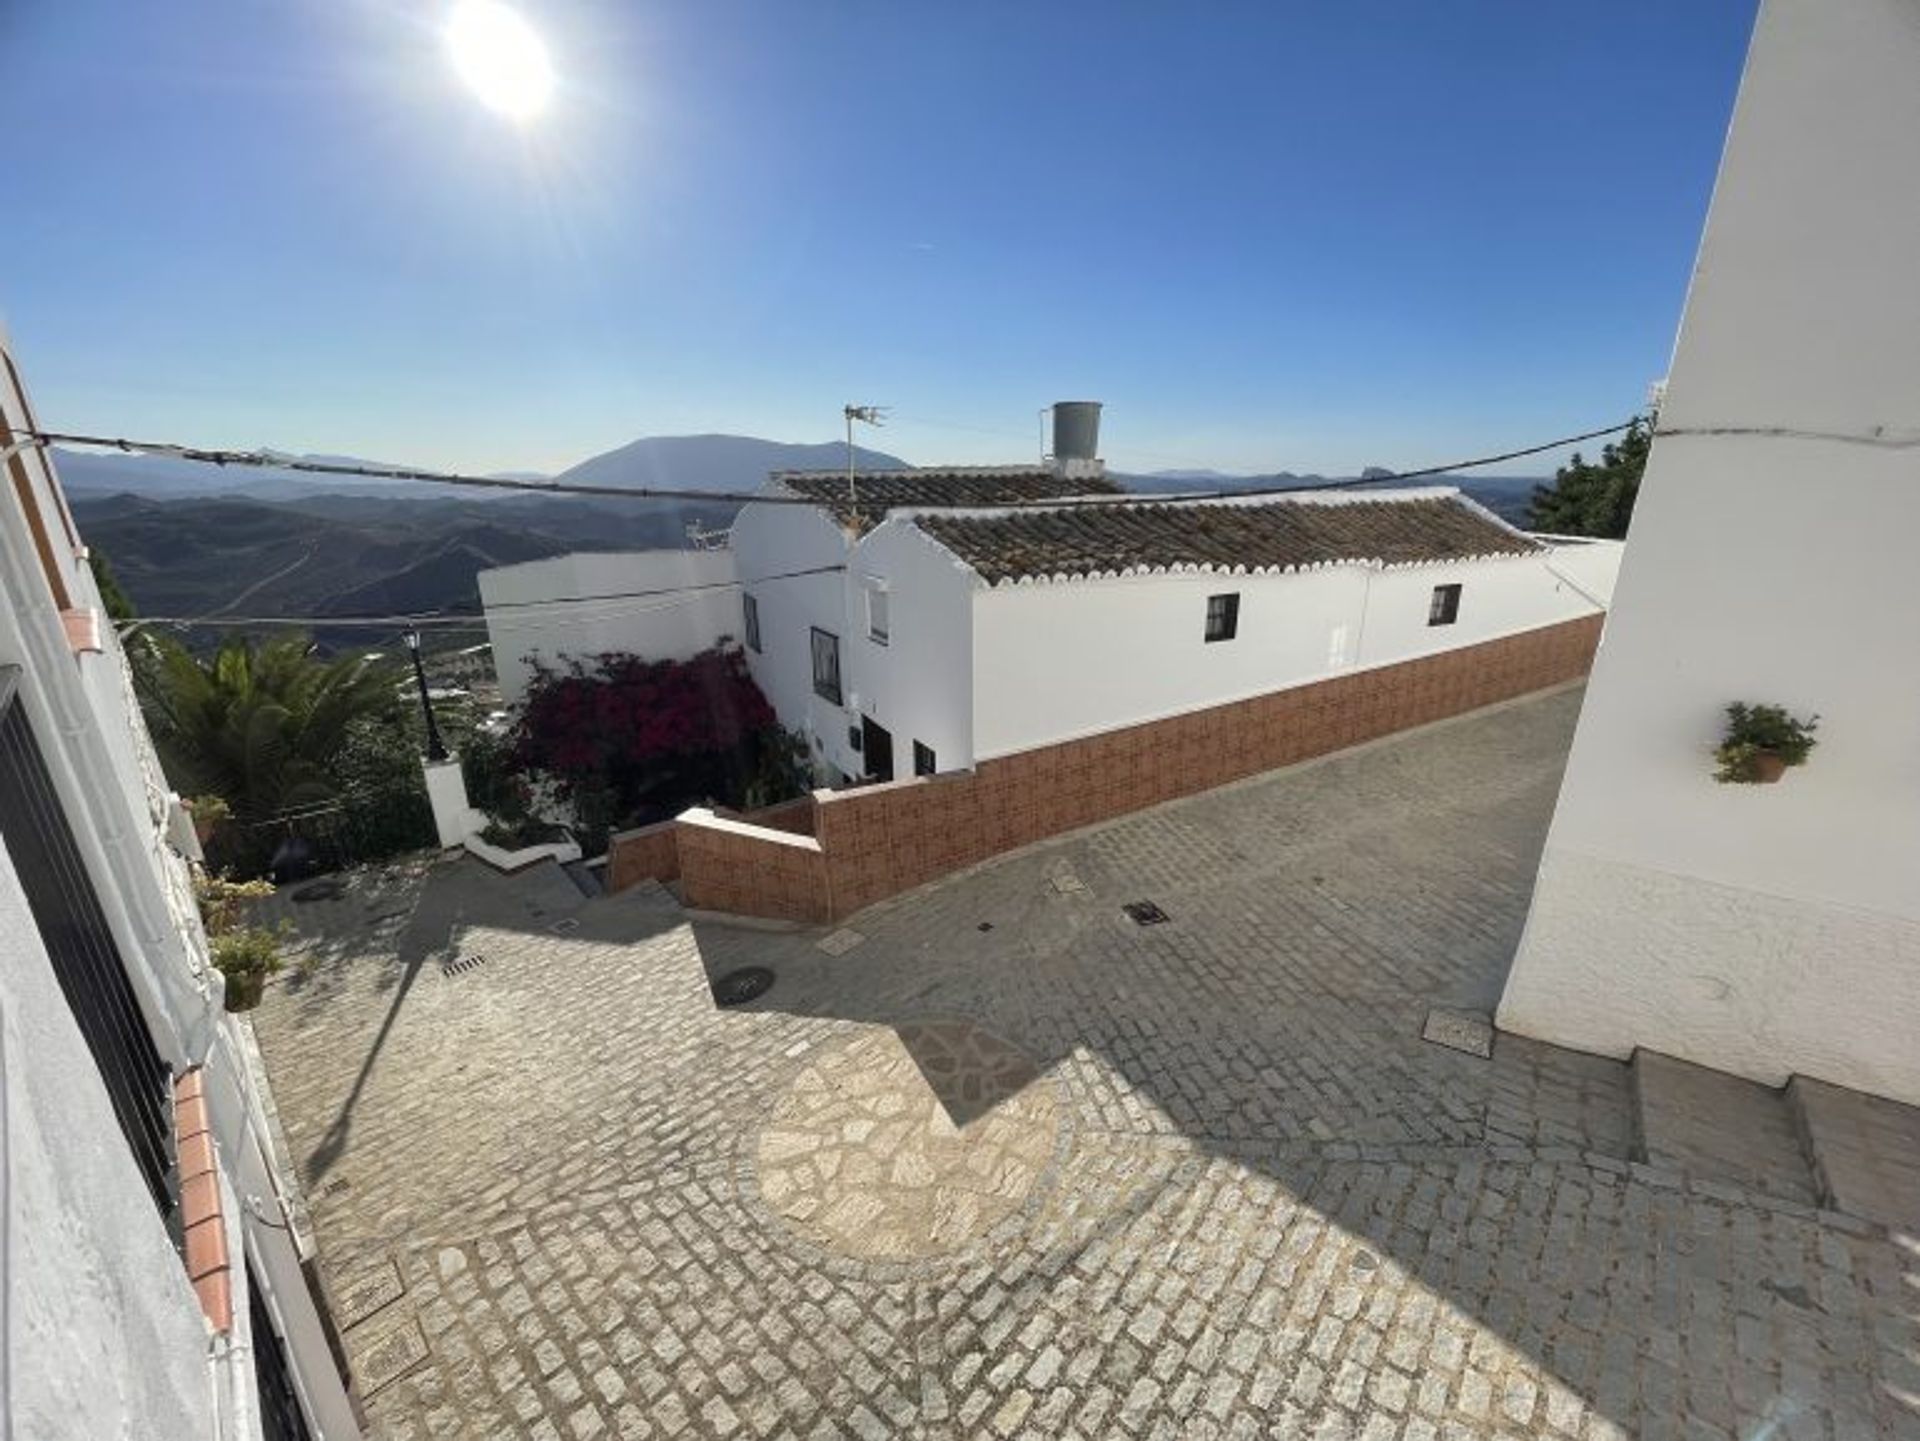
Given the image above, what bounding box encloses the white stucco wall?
[1498,0,1920,1104]
[842,520,978,775]
[731,499,860,779]
[479,549,741,704]
[968,539,1603,762]
[0,838,215,1441]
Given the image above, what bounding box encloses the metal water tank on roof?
[1051,401,1102,461]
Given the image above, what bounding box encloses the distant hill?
[56,432,909,503]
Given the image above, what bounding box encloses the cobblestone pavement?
[248,688,1920,1440]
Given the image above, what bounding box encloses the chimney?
[1048,401,1104,481]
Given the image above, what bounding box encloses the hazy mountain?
[55,432,908,503]
[550,434,907,494]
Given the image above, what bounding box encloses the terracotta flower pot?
[1749,749,1788,784]
[223,969,266,1012]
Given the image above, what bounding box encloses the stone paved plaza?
[247,687,1920,1440]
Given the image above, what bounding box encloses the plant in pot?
[211,925,284,1011]
[1714,702,1818,784]
[186,793,231,844]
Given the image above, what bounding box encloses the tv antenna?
[843,404,888,513]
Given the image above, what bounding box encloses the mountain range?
[66,432,1543,652]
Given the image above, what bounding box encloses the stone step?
[1788,1075,1920,1233]
[1629,1049,1819,1205]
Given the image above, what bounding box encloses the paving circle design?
[754,1021,1060,1263]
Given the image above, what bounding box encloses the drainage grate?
[291,878,345,904]
[550,917,580,934]
[977,922,994,932]
[441,952,486,978]
[712,966,775,1007]
[1123,900,1171,926]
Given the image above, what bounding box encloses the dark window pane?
[1428,583,1462,626]
[810,627,842,704]
[1205,592,1240,642]
[913,741,936,776]
[742,594,761,652]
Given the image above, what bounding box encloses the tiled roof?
[912,491,1540,586]
[774,467,1122,534]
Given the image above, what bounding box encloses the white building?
[483,405,1619,788]
[1498,0,1920,1106]
[480,548,740,703]
[0,337,359,1438]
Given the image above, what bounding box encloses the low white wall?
[0,839,215,1441]
[969,549,1600,762]
[479,549,740,704]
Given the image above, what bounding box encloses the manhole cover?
[1123,900,1170,926]
[291,879,345,904]
[333,1259,404,1327]
[350,1318,430,1396]
[754,1022,1059,1262]
[713,966,775,1007]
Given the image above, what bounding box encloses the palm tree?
[140,635,401,820]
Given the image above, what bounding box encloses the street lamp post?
[403,629,450,762]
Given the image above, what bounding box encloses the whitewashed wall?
[731,499,859,780]
[0,842,216,1441]
[968,544,1602,763]
[1499,0,1920,1104]
[480,549,740,704]
[843,519,978,776]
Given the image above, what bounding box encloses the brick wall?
[614,615,1601,923]
[606,820,680,889]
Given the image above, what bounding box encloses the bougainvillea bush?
[509,645,809,853]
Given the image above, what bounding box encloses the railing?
[0,666,177,1223]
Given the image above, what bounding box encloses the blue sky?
[0,1,1756,477]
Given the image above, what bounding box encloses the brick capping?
[608,614,1604,924]
[174,1066,233,1333]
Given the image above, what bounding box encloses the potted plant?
[187,794,231,845]
[211,925,284,1011]
[1714,702,1818,784]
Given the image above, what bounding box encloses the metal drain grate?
[441,952,487,978]
[712,966,775,1007]
[550,917,580,934]
[1123,900,1171,926]
[291,878,345,904]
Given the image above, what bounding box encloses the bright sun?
[446,1,554,121]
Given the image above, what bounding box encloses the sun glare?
[446,1,554,121]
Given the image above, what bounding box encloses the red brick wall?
[607,820,680,889]
[614,615,1601,921]
[675,814,833,922]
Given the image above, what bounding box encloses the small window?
[865,580,890,645]
[810,627,843,704]
[913,741,936,776]
[1428,583,1462,627]
[742,593,761,653]
[1204,592,1240,643]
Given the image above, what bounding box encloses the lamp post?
[403,629,450,763]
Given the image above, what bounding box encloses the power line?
[17,418,1634,511]
[112,561,848,631]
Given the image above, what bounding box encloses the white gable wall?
[479,549,740,704]
[843,519,977,776]
[732,499,861,779]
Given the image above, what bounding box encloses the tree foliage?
[509,645,804,851]
[140,634,402,820]
[1526,418,1651,539]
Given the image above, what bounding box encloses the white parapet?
[422,757,485,848]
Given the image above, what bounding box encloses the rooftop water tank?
[1051,401,1103,461]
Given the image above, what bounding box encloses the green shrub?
[211,926,283,1011]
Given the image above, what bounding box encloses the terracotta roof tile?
[173,1066,234,1333]
[913,491,1539,585]
[775,467,1121,534]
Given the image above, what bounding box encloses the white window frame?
[864,577,890,646]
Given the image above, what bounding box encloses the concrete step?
[1789,1076,1920,1233]
[1629,1050,1819,1205]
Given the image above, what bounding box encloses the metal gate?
[248,1264,315,1441]
[0,666,176,1221]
